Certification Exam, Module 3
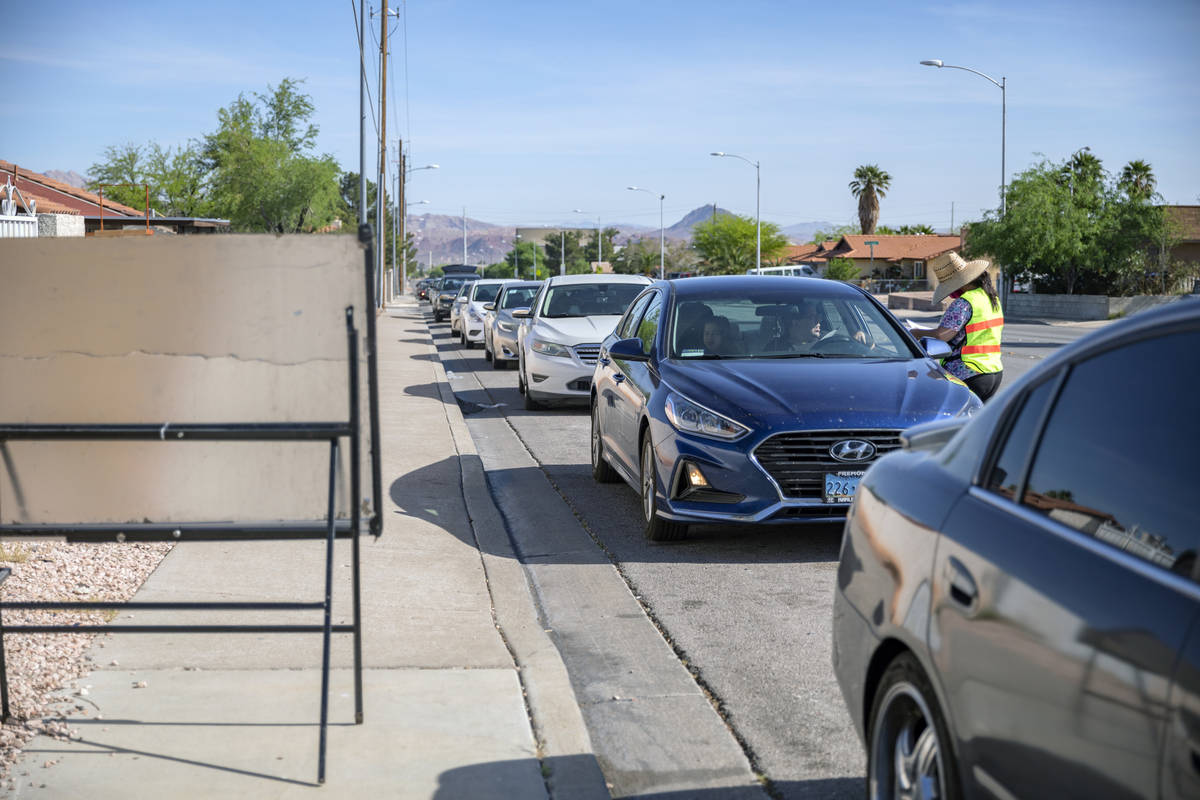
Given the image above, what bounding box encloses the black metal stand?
[0,232,383,785]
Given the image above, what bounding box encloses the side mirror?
[921,337,953,358]
[511,308,531,319]
[483,302,496,312]
[608,337,649,363]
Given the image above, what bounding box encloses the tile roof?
[1166,205,1200,241]
[787,234,961,263]
[0,160,145,217]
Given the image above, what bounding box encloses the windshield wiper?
[753,352,827,359]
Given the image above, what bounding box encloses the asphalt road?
[429,307,1105,799]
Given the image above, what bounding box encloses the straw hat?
[932,252,991,306]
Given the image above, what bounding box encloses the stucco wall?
[0,235,370,525]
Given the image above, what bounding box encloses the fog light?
[684,462,709,489]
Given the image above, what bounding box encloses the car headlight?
[531,339,572,358]
[954,393,983,417]
[498,321,516,332]
[664,392,749,441]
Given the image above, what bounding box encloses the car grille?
[573,343,602,365]
[754,430,902,499]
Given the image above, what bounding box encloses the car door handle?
[946,557,978,608]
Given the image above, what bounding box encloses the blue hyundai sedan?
[589,276,981,541]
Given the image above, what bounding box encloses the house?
[0,161,229,237]
[1166,205,1200,268]
[782,234,963,288]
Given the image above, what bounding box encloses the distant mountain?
[43,169,87,188]
[781,220,837,243]
[405,206,840,268]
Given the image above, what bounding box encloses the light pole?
[920,59,1006,216]
[513,232,521,278]
[400,163,436,297]
[627,186,665,279]
[711,152,760,270]
[573,209,602,267]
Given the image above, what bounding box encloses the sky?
[3,0,1199,234]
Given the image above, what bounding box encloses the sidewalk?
[8,296,606,799]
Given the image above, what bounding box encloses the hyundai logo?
[830,439,876,463]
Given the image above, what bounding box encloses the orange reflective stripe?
[960,345,1001,355]
[965,317,1004,333]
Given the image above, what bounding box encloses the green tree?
[849,164,892,235]
[824,258,860,281]
[88,141,209,216]
[810,223,858,244]
[202,78,342,232]
[691,214,788,274]
[503,240,544,280]
[898,224,936,235]
[1119,159,1157,201]
[543,230,589,275]
[966,152,1170,295]
[610,237,700,276]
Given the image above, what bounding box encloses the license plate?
[824,471,865,503]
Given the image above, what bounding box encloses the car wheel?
[517,359,527,394]
[524,386,543,410]
[640,436,687,542]
[590,402,620,483]
[868,653,961,800]
[484,339,493,361]
[492,354,506,370]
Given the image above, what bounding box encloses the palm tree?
[849,165,892,235]
[1119,159,1156,201]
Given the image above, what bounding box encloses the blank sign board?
[0,235,373,525]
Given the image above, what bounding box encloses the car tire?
[484,339,493,361]
[640,436,687,542]
[524,386,543,411]
[590,402,620,483]
[867,653,962,800]
[517,359,527,394]
[492,354,506,370]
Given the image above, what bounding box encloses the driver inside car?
[766,302,822,351]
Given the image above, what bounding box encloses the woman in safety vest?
[908,252,1004,401]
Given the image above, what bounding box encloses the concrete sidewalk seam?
[423,313,608,800]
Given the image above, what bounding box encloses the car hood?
[533,315,622,344]
[660,357,973,430]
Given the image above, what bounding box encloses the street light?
[573,209,602,268]
[627,186,665,280]
[920,59,1006,216]
[400,163,438,296]
[513,232,521,278]
[711,152,761,270]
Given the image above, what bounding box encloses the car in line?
[483,281,542,369]
[516,273,652,410]
[832,299,1200,800]
[588,275,980,541]
[455,279,516,348]
[431,274,479,322]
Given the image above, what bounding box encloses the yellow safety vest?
[956,287,1003,374]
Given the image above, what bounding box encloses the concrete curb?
[419,307,609,800]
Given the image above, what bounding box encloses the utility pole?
[358,1,367,231]
[397,138,405,295]
[376,3,389,309]
[462,207,467,264]
[560,229,566,276]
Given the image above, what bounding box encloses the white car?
[448,282,473,337]
[456,279,516,348]
[516,273,652,409]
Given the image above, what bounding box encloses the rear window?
[501,286,539,309]
[473,283,502,302]
[539,283,645,318]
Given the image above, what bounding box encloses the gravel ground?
[0,540,173,783]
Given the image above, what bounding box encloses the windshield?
[539,283,644,319]
[670,291,916,360]
[501,286,539,309]
[472,283,502,303]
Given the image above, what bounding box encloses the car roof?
[545,273,653,286]
[472,278,517,285]
[666,274,866,300]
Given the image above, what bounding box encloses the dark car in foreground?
[832,299,1200,800]
[431,274,479,322]
[589,276,980,541]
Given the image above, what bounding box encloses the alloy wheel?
[870,680,948,800]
